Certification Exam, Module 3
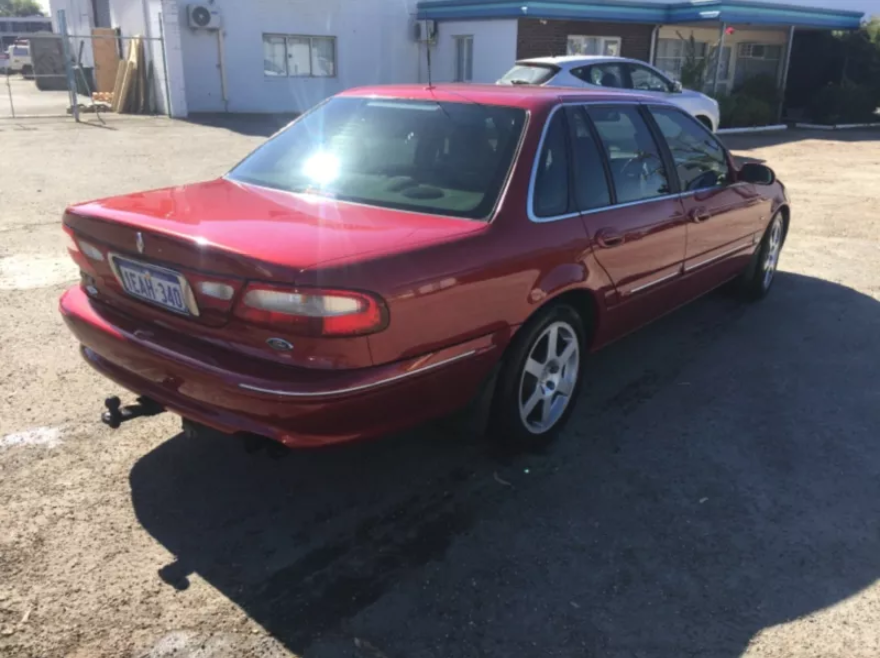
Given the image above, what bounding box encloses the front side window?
[586,106,670,204]
[533,111,571,218]
[572,63,626,89]
[649,106,729,191]
[628,64,672,93]
[567,35,621,57]
[262,34,336,77]
[229,98,526,220]
[454,36,474,82]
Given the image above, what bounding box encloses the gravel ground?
[0,115,878,658]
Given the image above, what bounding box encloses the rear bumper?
[60,286,502,447]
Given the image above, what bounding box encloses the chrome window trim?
[528,100,677,224]
[527,100,752,224]
[238,349,478,398]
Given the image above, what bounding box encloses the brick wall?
[516,19,655,62]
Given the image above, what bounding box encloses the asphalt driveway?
[0,115,878,658]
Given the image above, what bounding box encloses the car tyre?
[489,303,586,452]
[739,212,785,301]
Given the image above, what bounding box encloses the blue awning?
[416,0,865,29]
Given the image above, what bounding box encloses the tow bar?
[101,396,165,429]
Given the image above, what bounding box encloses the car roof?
[338,83,665,111]
[518,55,648,69]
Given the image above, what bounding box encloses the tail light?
[233,283,387,337]
[63,223,98,272]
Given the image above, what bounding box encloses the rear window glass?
[13,47,28,56]
[498,64,559,86]
[229,97,526,220]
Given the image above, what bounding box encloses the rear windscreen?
[229,97,526,220]
[497,64,559,86]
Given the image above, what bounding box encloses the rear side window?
[649,106,729,191]
[532,111,571,218]
[565,107,611,211]
[587,106,671,204]
[572,63,626,88]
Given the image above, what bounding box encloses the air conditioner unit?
[413,19,438,42]
[187,4,222,30]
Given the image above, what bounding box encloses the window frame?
[566,35,622,57]
[262,33,337,78]
[643,104,735,195]
[530,108,577,220]
[563,105,615,210]
[454,35,474,82]
[529,101,740,223]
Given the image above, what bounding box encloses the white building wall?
[427,19,518,84]
[173,0,421,114]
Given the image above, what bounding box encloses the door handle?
[596,229,625,248]
[690,207,711,223]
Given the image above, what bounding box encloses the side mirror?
[672,80,683,93]
[738,163,776,186]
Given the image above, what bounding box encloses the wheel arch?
[512,286,601,355]
[696,114,715,131]
[777,203,791,243]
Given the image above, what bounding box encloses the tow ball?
[101,396,165,429]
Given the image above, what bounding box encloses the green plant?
[0,0,44,17]
[735,74,782,105]
[717,93,776,128]
[678,33,707,89]
[676,31,719,90]
[810,82,878,124]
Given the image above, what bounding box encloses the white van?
[6,41,33,77]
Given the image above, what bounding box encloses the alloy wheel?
[763,216,783,290]
[518,321,580,434]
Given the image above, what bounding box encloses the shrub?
[736,74,782,106]
[717,93,776,128]
[809,82,878,125]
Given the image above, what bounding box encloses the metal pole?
[217,29,228,112]
[57,10,80,122]
[777,25,795,124]
[711,22,727,96]
[5,72,15,119]
[158,13,172,117]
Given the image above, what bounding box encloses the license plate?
[114,257,191,315]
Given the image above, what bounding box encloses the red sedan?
[60,84,789,449]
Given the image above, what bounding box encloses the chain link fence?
[2,10,169,121]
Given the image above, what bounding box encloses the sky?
[37,0,51,15]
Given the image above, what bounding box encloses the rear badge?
[266,338,294,352]
[136,231,145,254]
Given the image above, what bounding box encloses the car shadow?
[130,272,880,657]
[183,112,300,137]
